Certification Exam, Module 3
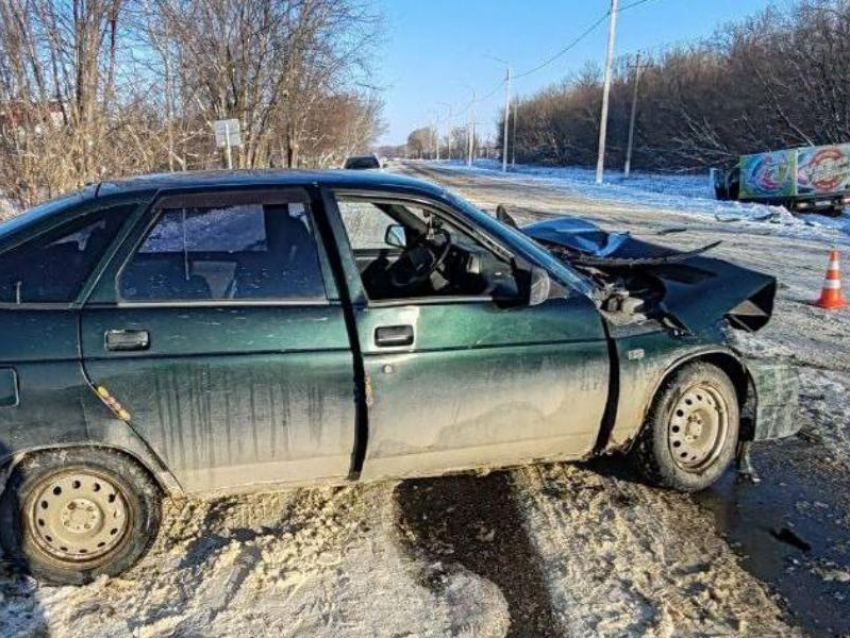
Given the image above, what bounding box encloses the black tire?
[631,362,739,492]
[0,448,162,585]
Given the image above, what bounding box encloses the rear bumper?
[745,360,801,441]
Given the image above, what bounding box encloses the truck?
[713,143,850,216]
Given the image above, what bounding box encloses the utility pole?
[595,0,619,185]
[502,66,511,172]
[624,52,645,178]
[467,88,476,167]
[512,96,518,167]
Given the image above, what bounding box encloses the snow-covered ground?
[440,159,850,244]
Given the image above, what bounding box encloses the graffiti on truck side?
[740,150,796,199]
[796,144,850,196]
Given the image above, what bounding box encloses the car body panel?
[80,305,357,493]
[352,296,610,480]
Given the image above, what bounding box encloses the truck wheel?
[631,362,739,492]
[0,448,162,585]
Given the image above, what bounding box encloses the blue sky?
[375,0,789,145]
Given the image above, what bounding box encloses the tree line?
[498,0,850,173]
[0,0,384,207]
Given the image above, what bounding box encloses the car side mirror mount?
[385,224,408,249]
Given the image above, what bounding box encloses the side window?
[0,204,133,304]
[336,195,521,302]
[120,201,326,302]
[338,200,398,250]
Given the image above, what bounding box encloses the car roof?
[97,169,442,198]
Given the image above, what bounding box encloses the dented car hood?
[522,217,777,333]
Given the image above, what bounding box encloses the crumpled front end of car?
[517,212,802,446]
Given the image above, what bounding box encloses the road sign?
[213,119,242,149]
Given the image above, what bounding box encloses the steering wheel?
[388,228,452,290]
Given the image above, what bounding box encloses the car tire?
[0,448,162,585]
[632,362,739,492]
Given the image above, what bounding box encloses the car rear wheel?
[631,362,739,492]
[0,448,162,585]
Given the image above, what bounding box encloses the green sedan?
[0,170,798,584]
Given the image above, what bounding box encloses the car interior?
[338,198,522,302]
[120,203,325,302]
[0,208,127,304]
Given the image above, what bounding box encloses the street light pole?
[512,96,518,167]
[595,0,619,185]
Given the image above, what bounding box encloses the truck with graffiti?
[713,143,850,216]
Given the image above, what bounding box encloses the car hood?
[522,217,777,333]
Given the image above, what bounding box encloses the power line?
[421,0,661,138]
[514,0,660,81]
[514,14,609,80]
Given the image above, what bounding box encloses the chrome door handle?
[105,330,150,352]
[374,325,414,347]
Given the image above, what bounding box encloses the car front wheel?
[0,448,162,585]
[631,362,740,492]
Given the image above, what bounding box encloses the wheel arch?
[643,349,754,443]
[0,443,183,500]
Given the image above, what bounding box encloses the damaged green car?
[0,171,798,584]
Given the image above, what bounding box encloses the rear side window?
[0,204,132,304]
[120,201,326,302]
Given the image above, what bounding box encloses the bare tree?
[0,0,385,208]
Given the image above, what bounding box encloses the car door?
[327,189,611,480]
[80,188,356,493]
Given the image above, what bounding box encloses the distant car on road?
[0,170,798,584]
[344,154,382,170]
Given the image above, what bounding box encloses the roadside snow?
[438,159,850,244]
[1,484,510,637]
[514,464,799,637]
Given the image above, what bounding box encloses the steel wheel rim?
[28,470,130,562]
[667,384,729,472]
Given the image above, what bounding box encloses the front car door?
[80,188,356,493]
[326,188,611,480]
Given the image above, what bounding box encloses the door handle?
[105,329,150,352]
[375,325,414,347]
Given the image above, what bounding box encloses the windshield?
[443,191,594,296]
[0,188,94,241]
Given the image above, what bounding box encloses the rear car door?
[327,190,611,480]
[80,188,356,493]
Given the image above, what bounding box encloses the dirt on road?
[1,163,849,637]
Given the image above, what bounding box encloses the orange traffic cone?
[815,247,849,310]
